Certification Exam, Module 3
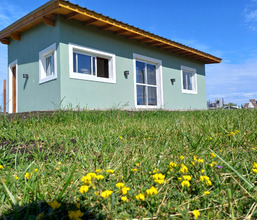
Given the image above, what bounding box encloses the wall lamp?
[124,70,129,79]
[170,78,175,85]
[23,74,29,79]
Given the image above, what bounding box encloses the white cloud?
[206,58,257,105]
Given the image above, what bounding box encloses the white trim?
[133,53,163,109]
[69,43,116,84]
[8,60,18,113]
[181,65,197,94]
[39,43,57,84]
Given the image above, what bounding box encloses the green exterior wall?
[8,15,207,112]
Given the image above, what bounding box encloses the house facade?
[244,99,257,109]
[0,0,221,113]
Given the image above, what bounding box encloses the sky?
[1,0,257,108]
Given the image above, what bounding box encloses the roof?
[0,0,222,64]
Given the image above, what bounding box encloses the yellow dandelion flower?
[192,210,200,219]
[121,196,128,202]
[252,169,257,173]
[153,168,159,173]
[191,161,195,166]
[253,162,257,169]
[119,136,123,140]
[34,168,38,172]
[168,162,177,167]
[25,172,29,180]
[180,155,185,160]
[68,210,84,220]
[201,169,205,173]
[178,177,182,181]
[211,153,216,158]
[235,130,239,134]
[132,168,138,172]
[106,169,114,174]
[48,199,61,210]
[122,186,130,195]
[95,175,104,180]
[181,180,190,187]
[198,159,204,163]
[94,191,99,196]
[135,163,140,167]
[101,190,113,199]
[0,165,3,169]
[209,163,214,167]
[193,155,198,161]
[80,185,89,194]
[179,164,188,173]
[204,191,210,195]
[146,186,158,197]
[95,169,102,173]
[136,193,145,201]
[57,162,62,165]
[15,176,19,180]
[152,173,165,184]
[182,175,192,181]
[116,182,125,189]
[209,137,213,140]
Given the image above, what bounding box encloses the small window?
[181,65,197,94]
[69,44,116,83]
[39,43,57,84]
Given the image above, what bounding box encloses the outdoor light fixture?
[23,74,29,79]
[170,78,175,85]
[124,70,129,79]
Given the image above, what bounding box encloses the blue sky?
[1,0,257,108]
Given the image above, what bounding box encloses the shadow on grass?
[0,200,106,220]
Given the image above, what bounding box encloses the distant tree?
[225,102,237,106]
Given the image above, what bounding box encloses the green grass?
[0,109,257,219]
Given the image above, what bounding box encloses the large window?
[39,43,57,84]
[134,54,163,108]
[69,44,116,83]
[181,65,197,94]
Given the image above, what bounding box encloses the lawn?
[0,109,257,219]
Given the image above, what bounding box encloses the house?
[244,99,257,109]
[0,0,221,113]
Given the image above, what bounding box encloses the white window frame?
[69,43,116,83]
[8,60,18,113]
[133,53,163,109]
[181,65,197,94]
[39,43,57,84]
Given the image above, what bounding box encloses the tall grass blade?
[1,179,17,206]
[57,164,77,200]
[210,149,257,192]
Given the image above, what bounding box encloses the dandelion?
[182,175,192,181]
[95,175,104,180]
[106,169,114,174]
[122,186,130,195]
[211,152,216,158]
[136,193,145,201]
[48,199,61,210]
[15,176,19,180]
[57,162,62,165]
[209,137,213,140]
[25,172,29,180]
[193,155,198,161]
[94,191,99,196]
[153,168,159,173]
[168,161,177,168]
[253,169,257,173]
[81,175,92,185]
[181,180,190,187]
[204,191,210,195]
[152,173,165,184]
[101,190,113,199]
[13,121,17,123]
[119,136,123,140]
[80,185,89,194]
[135,163,140,167]
[121,196,128,202]
[179,164,189,173]
[180,155,185,160]
[178,177,182,181]
[0,165,3,169]
[132,168,138,172]
[191,161,195,166]
[34,168,38,172]
[95,169,102,173]
[192,210,200,219]
[116,182,125,189]
[198,159,204,163]
[146,186,158,197]
[68,210,84,220]
[201,169,205,173]
[235,130,239,134]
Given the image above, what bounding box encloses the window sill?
[39,75,57,84]
[182,89,197,94]
[69,73,116,84]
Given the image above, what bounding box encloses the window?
[133,53,163,108]
[69,44,116,83]
[181,65,197,94]
[39,43,57,84]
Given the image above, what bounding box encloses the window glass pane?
[92,57,96,76]
[183,71,187,90]
[73,53,77,72]
[188,73,193,90]
[136,61,146,84]
[77,53,91,74]
[148,86,157,106]
[46,55,53,76]
[147,64,156,85]
[97,57,109,78]
[137,85,146,105]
